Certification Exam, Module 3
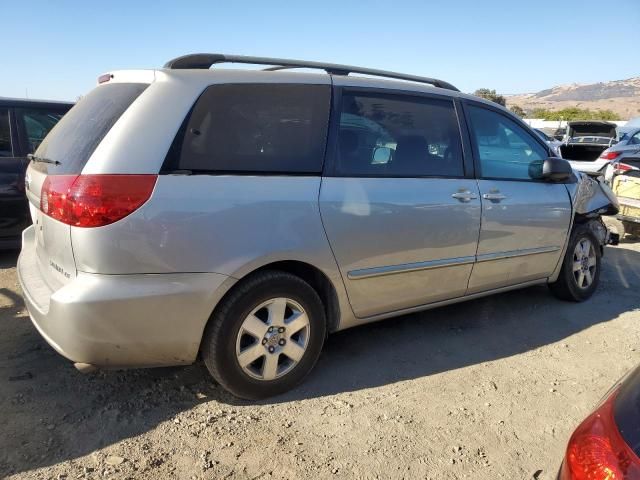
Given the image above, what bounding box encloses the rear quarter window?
[163,84,331,174]
[33,83,148,174]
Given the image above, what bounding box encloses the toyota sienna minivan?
[18,54,619,399]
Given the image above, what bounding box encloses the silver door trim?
[475,245,561,263]
[347,255,476,280]
[348,246,561,281]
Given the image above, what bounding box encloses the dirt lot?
[1,239,639,480]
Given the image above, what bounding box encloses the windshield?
[16,108,69,153]
[33,83,148,174]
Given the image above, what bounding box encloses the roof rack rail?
[163,53,459,92]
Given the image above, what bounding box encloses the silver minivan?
[18,54,619,399]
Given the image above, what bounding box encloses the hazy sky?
[2,0,639,101]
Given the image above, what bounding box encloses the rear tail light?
[559,391,640,479]
[600,151,621,160]
[40,174,157,227]
[615,163,633,172]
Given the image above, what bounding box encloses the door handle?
[451,191,478,202]
[482,192,507,202]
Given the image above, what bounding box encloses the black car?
[558,365,640,479]
[0,97,72,248]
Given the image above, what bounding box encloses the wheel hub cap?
[235,297,310,381]
[264,329,285,349]
[572,238,596,289]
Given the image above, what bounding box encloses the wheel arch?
[548,220,602,301]
[549,212,608,283]
[573,215,609,255]
[251,261,341,334]
[206,258,344,340]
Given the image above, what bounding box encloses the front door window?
[467,104,548,180]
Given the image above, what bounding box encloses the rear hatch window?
[24,82,148,292]
[32,83,148,174]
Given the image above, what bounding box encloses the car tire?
[549,225,602,302]
[201,270,326,400]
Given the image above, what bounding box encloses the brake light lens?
[97,73,113,84]
[615,163,633,172]
[600,151,621,160]
[40,174,157,227]
[559,391,640,479]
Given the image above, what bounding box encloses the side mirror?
[542,157,573,182]
[372,146,392,164]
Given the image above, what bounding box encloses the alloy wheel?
[235,297,310,381]
[572,238,597,289]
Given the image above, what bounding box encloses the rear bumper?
[18,225,233,368]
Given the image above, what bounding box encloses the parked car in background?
[558,364,640,479]
[617,117,640,140]
[0,97,72,248]
[607,173,640,240]
[602,127,640,183]
[17,54,619,399]
[534,128,563,157]
[561,121,618,176]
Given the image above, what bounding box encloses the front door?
[463,102,572,293]
[320,90,481,318]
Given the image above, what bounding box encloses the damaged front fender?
[565,172,620,247]
[568,172,619,217]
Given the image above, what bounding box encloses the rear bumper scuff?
[18,225,232,368]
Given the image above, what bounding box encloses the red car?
[559,366,640,479]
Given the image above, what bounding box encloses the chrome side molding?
[347,256,476,280]
[348,246,561,280]
[475,246,560,263]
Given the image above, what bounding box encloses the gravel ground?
[1,239,639,480]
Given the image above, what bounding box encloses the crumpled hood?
[567,171,619,216]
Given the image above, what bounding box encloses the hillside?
[506,77,640,119]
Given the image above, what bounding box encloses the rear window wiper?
[27,154,62,166]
